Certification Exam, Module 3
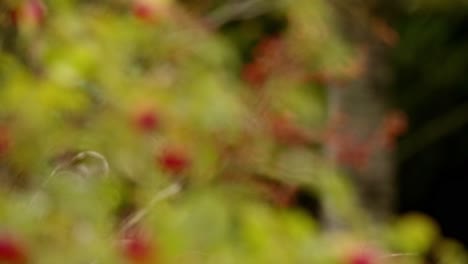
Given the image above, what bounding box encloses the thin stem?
[119,182,182,232]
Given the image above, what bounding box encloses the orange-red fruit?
[338,144,370,171]
[242,36,286,88]
[9,10,19,25]
[134,109,160,132]
[332,134,371,171]
[306,71,332,86]
[384,111,408,137]
[253,36,284,60]
[133,1,156,23]
[347,249,377,264]
[158,146,191,174]
[12,0,46,27]
[26,0,45,22]
[381,110,408,149]
[0,234,28,264]
[270,115,310,146]
[242,62,266,88]
[0,126,11,156]
[120,227,156,264]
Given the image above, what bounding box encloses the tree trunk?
[326,0,395,224]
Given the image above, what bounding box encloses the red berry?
[271,115,300,144]
[27,0,45,22]
[242,62,266,88]
[253,36,284,59]
[13,0,46,27]
[384,111,408,137]
[242,36,287,88]
[0,126,11,156]
[134,109,160,132]
[332,134,371,171]
[347,248,378,264]
[158,146,191,175]
[306,71,332,86]
[380,110,408,150]
[133,1,156,23]
[257,179,298,208]
[9,10,19,26]
[350,254,373,264]
[0,234,28,264]
[120,227,155,263]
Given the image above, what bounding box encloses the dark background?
[392,8,468,246]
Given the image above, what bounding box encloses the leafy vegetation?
[0,0,466,263]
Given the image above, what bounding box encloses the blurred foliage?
[0,0,466,263]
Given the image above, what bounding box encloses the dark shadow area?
[392,10,468,246]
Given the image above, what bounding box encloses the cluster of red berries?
[9,0,162,27]
[132,107,191,176]
[325,110,408,171]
